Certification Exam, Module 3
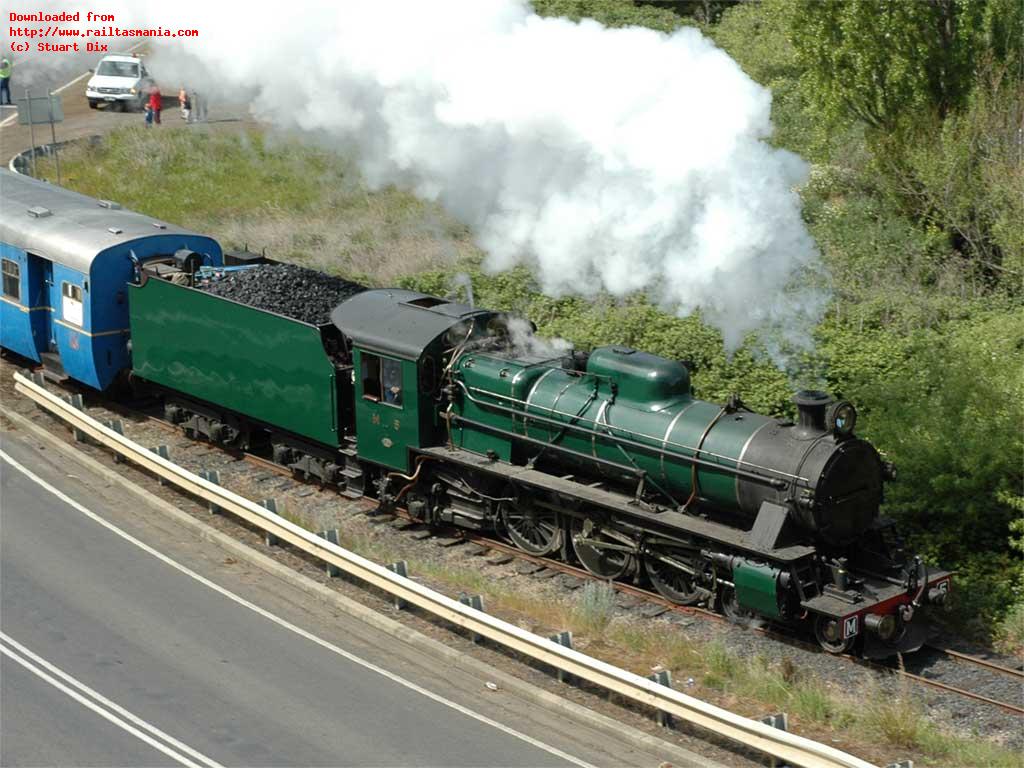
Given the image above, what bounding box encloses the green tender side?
[733,561,783,618]
[129,278,340,447]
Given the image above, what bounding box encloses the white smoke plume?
[6,0,828,356]
[448,272,476,308]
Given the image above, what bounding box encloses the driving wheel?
[570,518,636,579]
[500,498,562,557]
[644,551,703,604]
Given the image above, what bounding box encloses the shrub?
[570,581,617,637]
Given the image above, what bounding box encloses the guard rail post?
[151,445,170,485]
[319,529,342,577]
[199,469,220,511]
[649,670,674,728]
[261,499,279,546]
[386,561,409,609]
[458,594,485,643]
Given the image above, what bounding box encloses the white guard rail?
[13,371,877,768]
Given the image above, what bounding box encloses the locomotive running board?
[419,446,817,564]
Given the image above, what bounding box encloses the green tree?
[858,308,1024,561]
[789,0,1010,131]
[530,0,690,32]
[895,63,1024,280]
[790,0,1024,286]
[854,308,1024,633]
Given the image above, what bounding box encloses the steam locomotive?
[0,169,950,656]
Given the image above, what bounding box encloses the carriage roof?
[0,170,209,273]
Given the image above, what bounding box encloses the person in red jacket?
[148,85,162,125]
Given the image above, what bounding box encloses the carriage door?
[27,254,53,354]
[353,348,418,471]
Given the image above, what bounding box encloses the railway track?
[464,536,1024,718]
[9,363,1024,720]
[194,433,1024,718]
[929,645,1024,680]
[885,658,1023,717]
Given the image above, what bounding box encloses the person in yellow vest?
[0,59,12,106]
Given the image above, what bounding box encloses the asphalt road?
[0,430,634,768]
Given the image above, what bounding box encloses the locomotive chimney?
[793,390,830,435]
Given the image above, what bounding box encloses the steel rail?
[12,370,876,768]
[926,646,1024,681]
[887,668,1024,717]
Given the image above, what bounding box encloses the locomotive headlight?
[827,400,857,437]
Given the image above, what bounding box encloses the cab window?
[2,259,20,301]
[361,352,403,408]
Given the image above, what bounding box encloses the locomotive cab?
[330,288,507,472]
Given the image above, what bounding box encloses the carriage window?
[360,352,403,408]
[61,282,84,327]
[1,259,20,301]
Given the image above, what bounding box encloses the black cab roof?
[330,288,498,360]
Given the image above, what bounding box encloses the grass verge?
[331,521,1019,768]
[34,125,475,283]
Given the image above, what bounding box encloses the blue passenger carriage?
[0,170,222,390]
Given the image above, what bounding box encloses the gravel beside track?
[2,354,1021,762]
[200,263,366,325]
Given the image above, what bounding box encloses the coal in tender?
[201,264,365,324]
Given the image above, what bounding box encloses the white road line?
[0,642,218,768]
[1,632,224,768]
[0,448,598,768]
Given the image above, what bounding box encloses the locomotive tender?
[0,170,951,656]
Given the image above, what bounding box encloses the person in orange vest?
[178,87,191,121]
[148,85,162,125]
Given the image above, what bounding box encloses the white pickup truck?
[85,54,154,111]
